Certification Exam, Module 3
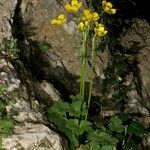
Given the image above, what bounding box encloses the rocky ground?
[0,0,150,149]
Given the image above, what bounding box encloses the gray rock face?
[121,19,150,116]
[0,0,150,149]
[2,123,64,150]
[0,55,66,149]
[17,0,108,96]
[0,0,17,43]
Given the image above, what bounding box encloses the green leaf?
[69,95,76,101]
[66,119,78,133]
[70,94,80,101]
[89,131,118,146]
[108,118,125,133]
[0,120,14,135]
[119,114,128,122]
[66,130,79,150]
[38,43,51,53]
[50,101,70,116]
[83,140,100,150]
[48,110,67,130]
[127,121,147,135]
[75,120,92,136]
[89,140,100,150]
[69,101,82,117]
[101,145,117,150]
[115,133,125,141]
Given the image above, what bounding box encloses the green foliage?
[47,1,148,150]
[48,96,120,150]
[127,121,147,135]
[48,96,91,149]
[38,43,51,53]
[0,85,16,145]
[2,38,20,57]
[108,118,125,133]
[0,120,14,135]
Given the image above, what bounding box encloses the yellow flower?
[65,0,82,12]
[51,14,66,25]
[82,9,100,21]
[77,21,89,30]
[82,9,93,21]
[94,23,107,37]
[92,12,100,21]
[102,0,116,14]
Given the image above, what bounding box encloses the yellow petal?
[78,22,84,30]
[98,23,104,28]
[111,9,116,14]
[92,12,99,21]
[58,14,66,20]
[71,6,78,12]
[104,6,110,12]
[84,21,89,26]
[78,2,82,8]
[83,9,90,15]
[71,0,78,6]
[104,30,108,35]
[102,0,107,6]
[65,4,72,11]
[94,27,98,33]
[106,2,113,8]
[98,26,105,32]
[51,19,61,25]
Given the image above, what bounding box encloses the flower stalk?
[79,30,87,103]
[85,34,96,120]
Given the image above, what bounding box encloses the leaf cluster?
[48,95,120,150]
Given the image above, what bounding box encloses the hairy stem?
[80,31,87,103]
[85,34,96,120]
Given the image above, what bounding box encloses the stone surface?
[2,123,64,150]
[0,0,17,43]
[121,19,150,148]
[121,19,150,116]
[34,80,61,104]
[18,0,109,96]
[0,56,66,149]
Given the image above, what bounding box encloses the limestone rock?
[0,0,17,43]
[34,80,61,104]
[18,0,109,96]
[0,55,67,149]
[121,19,150,116]
[2,123,65,150]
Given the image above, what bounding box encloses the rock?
[34,80,61,104]
[0,0,17,43]
[12,99,45,123]
[16,0,109,97]
[0,56,67,149]
[0,59,21,92]
[2,123,65,150]
[121,19,150,148]
[121,19,150,115]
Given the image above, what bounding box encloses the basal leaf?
[66,119,79,133]
[48,110,67,129]
[69,101,82,117]
[108,118,125,133]
[75,120,92,136]
[101,145,116,150]
[50,101,70,115]
[127,121,147,135]
[89,131,118,146]
[66,131,79,150]
[119,114,128,122]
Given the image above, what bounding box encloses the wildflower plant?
[48,1,141,150]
